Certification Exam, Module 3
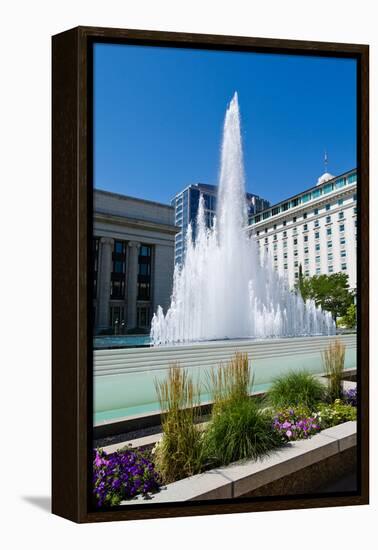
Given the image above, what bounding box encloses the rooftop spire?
[324,150,328,173]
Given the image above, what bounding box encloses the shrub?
[272,406,321,442]
[208,352,252,409]
[322,339,346,401]
[343,387,357,407]
[203,398,281,466]
[314,399,357,429]
[154,365,204,483]
[267,370,325,410]
[93,447,161,508]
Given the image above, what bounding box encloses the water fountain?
[151,93,335,345]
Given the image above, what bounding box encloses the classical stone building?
[93,190,179,334]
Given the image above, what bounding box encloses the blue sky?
[94,44,356,205]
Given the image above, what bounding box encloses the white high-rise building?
[248,169,357,292]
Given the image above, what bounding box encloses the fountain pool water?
[151,93,335,345]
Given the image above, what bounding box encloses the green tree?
[338,303,357,329]
[296,272,353,321]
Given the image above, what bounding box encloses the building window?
[93,237,100,298]
[293,216,297,223]
[326,204,331,211]
[305,270,310,276]
[304,236,308,242]
[273,224,277,230]
[315,231,320,239]
[328,253,333,261]
[137,306,151,328]
[272,207,280,216]
[273,234,277,241]
[338,211,344,220]
[316,267,321,275]
[328,265,334,273]
[354,207,357,215]
[294,250,298,257]
[303,212,308,219]
[304,258,309,265]
[274,255,278,262]
[110,305,125,332]
[282,202,289,211]
[294,261,298,268]
[283,220,287,226]
[303,224,308,231]
[137,244,152,300]
[264,237,268,244]
[284,263,288,270]
[304,247,309,254]
[314,208,319,215]
[294,238,298,245]
[341,263,347,271]
[273,244,277,251]
[338,199,344,206]
[283,241,287,248]
[326,215,331,224]
[283,231,287,238]
[256,231,260,236]
[314,220,319,228]
[339,224,345,232]
[315,244,320,252]
[283,252,288,259]
[294,272,299,279]
[327,241,332,248]
[265,227,268,233]
[341,250,347,258]
[340,237,346,246]
[316,255,320,264]
[327,228,332,236]
[111,240,126,299]
[353,193,357,201]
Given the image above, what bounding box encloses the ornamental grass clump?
[203,398,281,466]
[322,339,346,402]
[203,353,281,466]
[267,370,325,410]
[154,365,204,484]
[92,447,161,508]
[272,406,321,442]
[208,352,251,409]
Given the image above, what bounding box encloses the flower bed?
[93,348,357,507]
[93,447,161,508]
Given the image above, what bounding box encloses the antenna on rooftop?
[324,150,328,173]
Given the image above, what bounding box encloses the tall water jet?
[151,93,335,345]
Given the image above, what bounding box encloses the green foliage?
[338,303,357,329]
[154,366,204,483]
[314,399,357,429]
[296,272,354,321]
[203,398,281,466]
[322,339,346,401]
[267,370,326,410]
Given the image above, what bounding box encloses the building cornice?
[94,211,180,235]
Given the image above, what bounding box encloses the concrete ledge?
[120,421,356,505]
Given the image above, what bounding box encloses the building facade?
[172,183,270,265]
[248,169,357,291]
[93,190,179,334]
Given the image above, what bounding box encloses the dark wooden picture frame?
[52,26,369,523]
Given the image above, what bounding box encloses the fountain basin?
[94,333,356,423]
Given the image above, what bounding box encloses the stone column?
[126,241,140,329]
[97,237,114,330]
